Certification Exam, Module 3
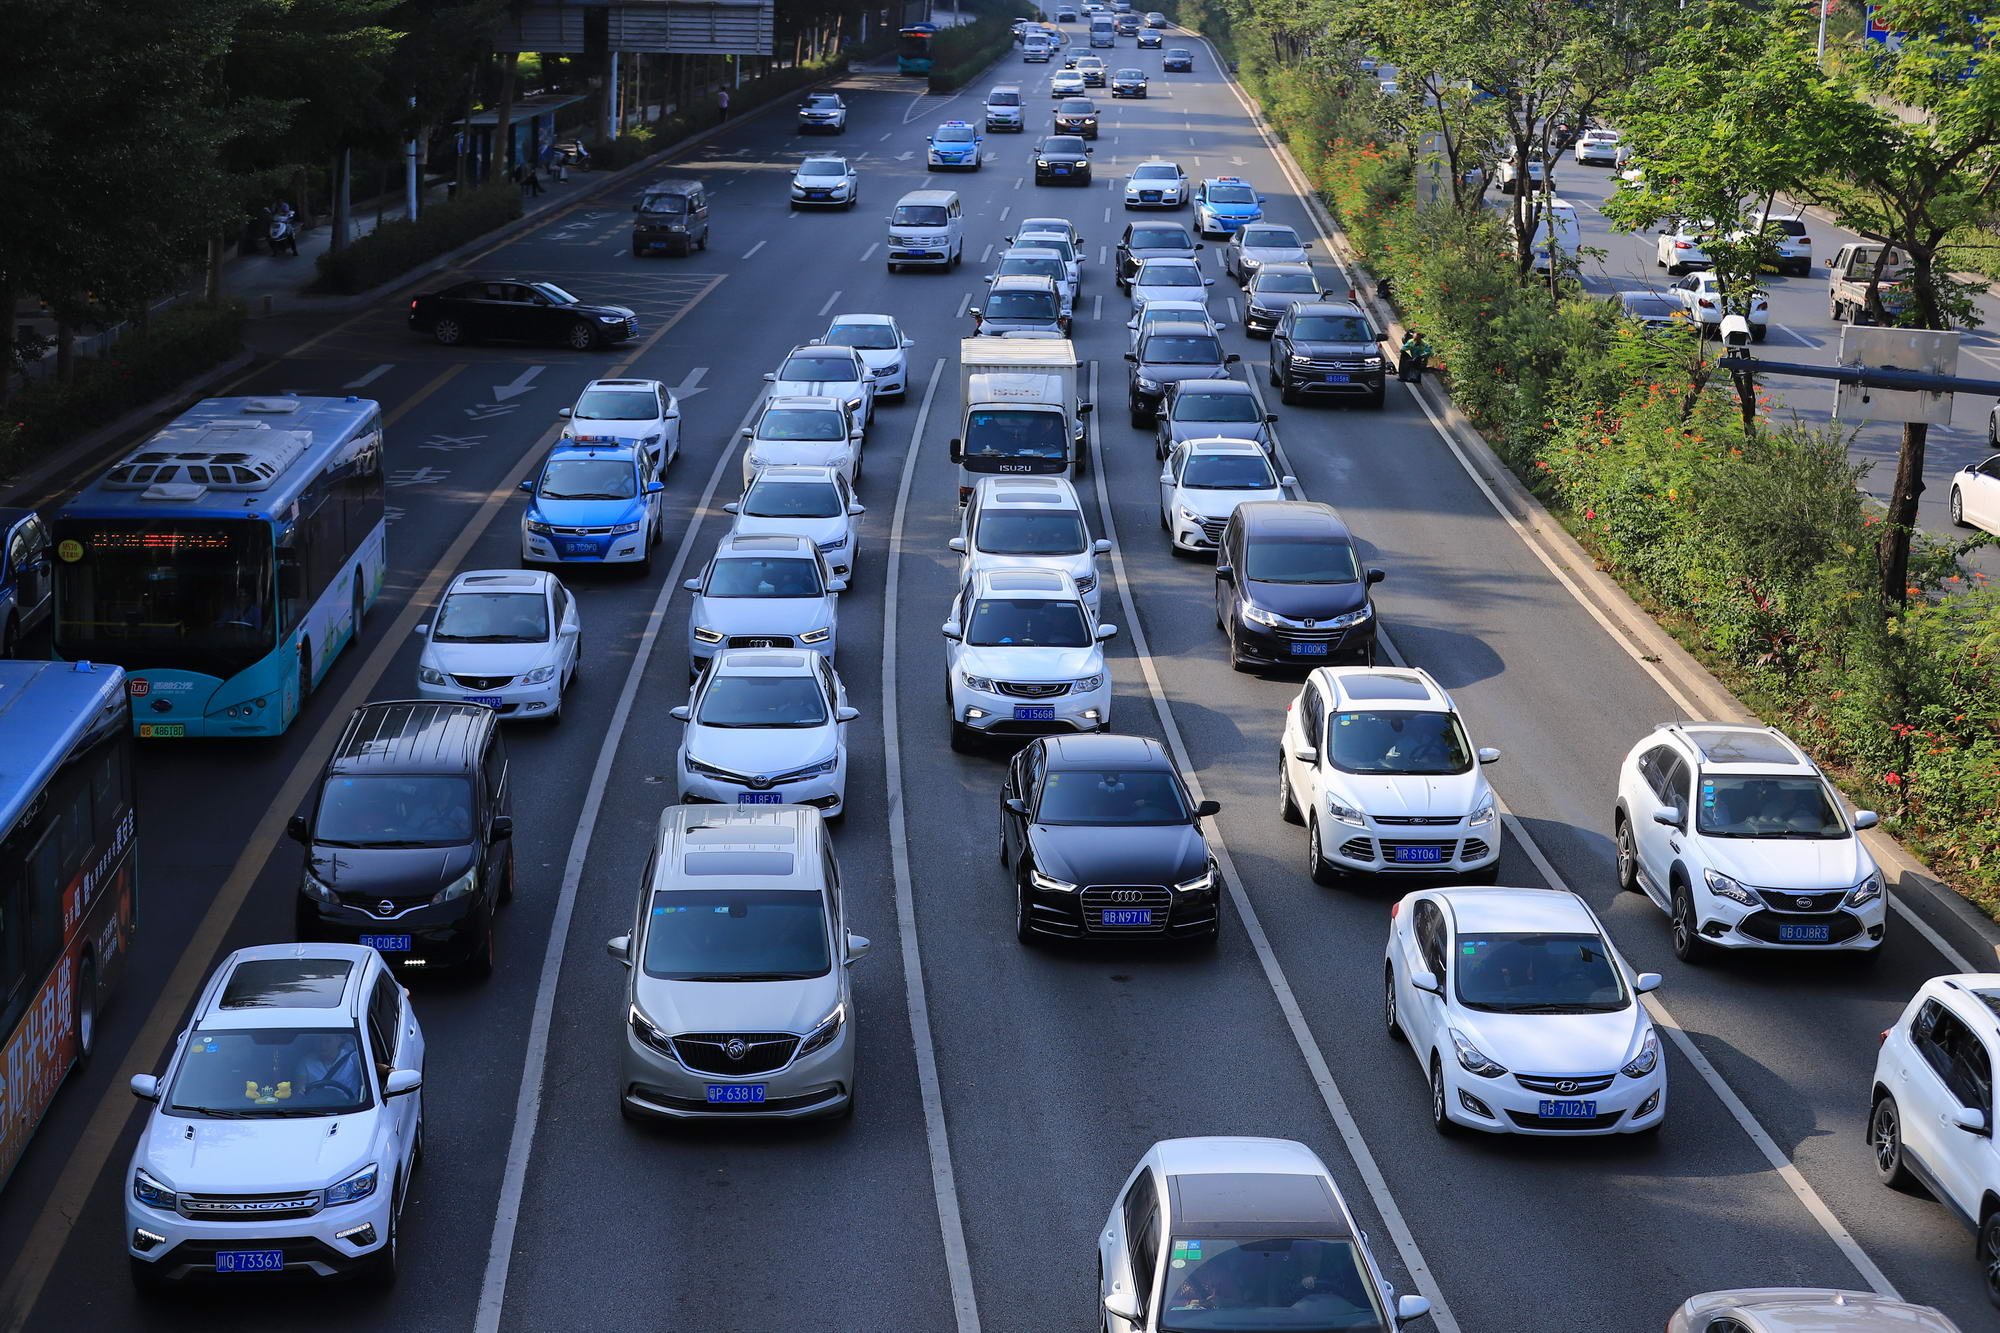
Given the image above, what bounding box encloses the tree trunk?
[1877,420,1928,607]
[0,282,16,408]
[54,317,73,383]
[495,51,519,174]
[205,231,225,303]
[456,69,477,190]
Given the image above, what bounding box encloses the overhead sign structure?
[1834,326,1959,425]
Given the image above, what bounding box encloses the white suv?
[558,377,680,472]
[125,944,425,1289]
[953,475,1111,614]
[1870,974,2000,1297]
[943,566,1115,751]
[1158,438,1291,554]
[740,396,860,491]
[1612,722,1884,963]
[1280,667,1502,883]
[685,533,844,679]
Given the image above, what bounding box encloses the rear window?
[1130,227,1192,248]
[1143,335,1222,364]
[682,852,797,877]
[220,960,353,1009]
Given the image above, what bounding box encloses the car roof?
[1132,158,1182,169]
[763,395,847,413]
[1138,257,1202,270]
[708,648,818,676]
[1172,378,1252,394]
[896,189,960,205]
[973,566,1078,597]
[1290,300,1367,318]
[1236,499,1350,539]
[1154,1135,1331,1179]
[828,311,895,326]
[1314,667,1447,709]
[1144,321,1217,338]
[1047,732,1167,767]
[785,342,859,359]
[547,440,643,463]
[718,532,814,557]
[447,569,548,595]
[580,378,662,393]
[1252,263,1318,282]
[1183,437,1267,457]
[978,475,1082,508]
[1693,1290,1961,1333]
[329,700,493,776]
[1001,246,1065,260]
[652,806,823,890]
[750,463,843,483]
[1434,886,1599,935]
[1241,223,1302,239]
[991,274,1059,291]
[1659,723,1812,771]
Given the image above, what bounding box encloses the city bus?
[51,395,386,739]
[0,660,136,1190]
[899,23,938,75]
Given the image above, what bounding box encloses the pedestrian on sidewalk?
[523,165,544,197]
[510,163,525,193]
[1397,330,1433,384]
[717,87,731,121]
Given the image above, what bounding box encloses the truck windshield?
[53,518,276,675]
[964,411,1070,465]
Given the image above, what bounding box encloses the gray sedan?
[1223,222,1311,282]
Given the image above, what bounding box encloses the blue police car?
[518,442,665,576]
[927,120,984,171]
[1193,176,1267,238]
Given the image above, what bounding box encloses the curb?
[1198,36,2000,972]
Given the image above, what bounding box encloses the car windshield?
[1145,336,1222,365]
[1133,164,1180,180]
[1061,101,1095,113]
[1696,774,1845,838]
[1326,710,1472,775]
[937,125,977,142]
[167,1027,372,1118]
[759,409,847,441]
[643,889,831,981]
[1131,227,1192,248]
[1258,272,1320,293]
[1117,69,1143,78]
[1182,454,1275,489]
[1207,184,1257,204]
[1001,257,1066,281]
[778,354,856,382]
[696,674,828,728]
[987,291,1059,318]
[1160,1237,1389,1332]
[744,480,843,518]
[314,775,474,846]
[1242,227,1297,248]
[805,96,840,109]
[571,389,657,420]
[1623,295,1679,317]
[824,321,899,349]
[1174,392,1261,423]
[893,205,950,226]
[1036,768,1189,824]
[799,159,848,178]
[530,282,580,305]
[964,597,1092,646]
[1245,538,1361,584]
[1289,315,1373,342]
[705,557,824,598]
[1044,137,1088,154]
[539,458,636,500]
[433,590,548,643]
[990,91,1021,105]
[639,193,686,215]
[1454,932,1629,1013]
[1140,265,1202,287]
[977,510,1087,554]
[964,410,1070,461]
[52,517,277,677]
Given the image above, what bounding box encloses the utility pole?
[406,96,420,220]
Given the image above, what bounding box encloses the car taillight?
[1798,236,1811,246]
[1675,241,1693,249]
[410,300,419,309]
[1880,1026,1892,1046]
[1390,900,1400,918]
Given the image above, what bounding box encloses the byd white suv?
[1612,722,1883,964]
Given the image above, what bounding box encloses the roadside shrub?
[312,183,522,295]
[927,0,1033,91]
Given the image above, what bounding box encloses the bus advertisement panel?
[0,661,136,1190]
[51,396,387,738]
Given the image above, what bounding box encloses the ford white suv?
[125,944,425,1289]
[1612,722,1883,964]
[943,566,1115,751]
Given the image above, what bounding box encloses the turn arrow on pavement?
[491,365,545,401]
[669,367,709,400]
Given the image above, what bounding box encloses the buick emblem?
[723,1037,748,1061]
[377,900,395,917]
[1795,897,1811,909]
[1556,1080,1578,1094]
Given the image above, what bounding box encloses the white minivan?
[886,190,964,272]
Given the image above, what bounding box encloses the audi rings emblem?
[723,1037,749,1061]
[378,900,395,917]
[1109,890,1145,903]
[1555,1080,1578,1094]
[1796,896,1812,909]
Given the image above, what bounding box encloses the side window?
[1659,756,1691,814]
[367,973,401,1071]
[1413,900,1446,976]
[1121,1172,1160,1305]
[1300,687,1324,756]
[483,730,509,813]
[1920,1006,1994,1110]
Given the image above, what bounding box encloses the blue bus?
[899,23,938,75]
[51,396,387,738]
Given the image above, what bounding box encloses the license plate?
[1538,1100,1597,1119]
[1778,923,1832,942]
[1013,706,1057,721]
[463,695,504,707]
[1288,642,1330,656]
[706,1084,767,1104]
[808,191,828,198]
[360,934,412,953]
[214,1250,285,1273]
[1101,908,1153,926]
[139,723,185,738]
[559,539,597,555]
[1323,373,1352,383]
[1391,845,1444,863]
[737,792,783,804]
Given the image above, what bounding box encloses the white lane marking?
[880,131,894,141]
[980,243,994,264]
[1770,322,1813,347]
[955,291,971,319]
[1227,297,1240,324]
[1103,207,1111,223]
[861,242,881,263]
[1097,244,1108,267]
[818,289,844,318]
[742,240,768,259]
[343,363,392,389]
[788,210,801,221]
[1080,360,1463,1332]
[1093,293,1102,321]
[473,389,768,1333]
[1013,178,1022,190]
[880,359,985,1333]
[999,206,1012,221]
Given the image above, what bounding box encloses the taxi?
[927,120,984,171]
[1193,176,1267,238]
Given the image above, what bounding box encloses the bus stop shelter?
[453,93,593,182]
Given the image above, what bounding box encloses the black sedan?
[1000,733,1221,946]
[1033,135,1094,185]
[1162,47,1195,71]
[408,279,637,351]
[1110,68,1149,97]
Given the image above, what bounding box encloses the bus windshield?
[53,519,275,675]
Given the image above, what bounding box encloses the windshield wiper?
[545,491,629,501]
[437,634,533,643]
[1498,1003,1618,1014]
[673,971,810,982]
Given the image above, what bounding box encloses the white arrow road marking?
[343,364,392,389]
[491,366,545,401]
[669,367,709,400]
[896,150,916,161]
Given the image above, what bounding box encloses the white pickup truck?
[1827,242,1912,324]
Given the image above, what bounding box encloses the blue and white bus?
[51,396,387,738]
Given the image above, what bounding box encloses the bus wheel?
[351,577,365,634]
[74,954,98,1061]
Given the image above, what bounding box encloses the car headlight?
[1290,354,1315,366]
[629,1005,676,1056]
[133,1167,176,1209]
[1241,603,1282,627]
[1450,1027,1507,1077]
[430,867,477,906]
[1846,870,1884,908]
[302,871,338,904]
[819,535,849,551]
[608,521,642,536]
[526,519,557,536]
[325,1163,379,1207]
[599,315,623,324]
[1703,867,1759,907]
[798,1003,846,1056]
[1363,355,1384,367]
[1175,866,1215,893]
[800,626,833,645]
[692,626,724,645]
[1037,159,1051,168]
[521,665,558,685]
[773,756,841,785]
[1136,377,1162,392]
[1324,605,1373,629]
[961,670,998,692]
[1029,868,1078,892]
[1469,799,1495,826]
[1074,672,1104,691]
[418,665,450,686]
[1326,796,1367,827]
[1620,1029,1660,1079]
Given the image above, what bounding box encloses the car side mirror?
[414,622,430,638]
[836,706,860,723]
[949,438,964,463]
[1365,568,1386,585]
[941,620,962,640]
[1215,563,1234,582]
[286,814,310,843]
[1410,969,1443,996]
[1124,352,1137,362]
[948,537,968,552]
[739,427,754,438]
[630,204,640,213]
[1396,1294,1432,1325]
[1093,538,1112,553]
[1853,810,1879,830]
[1265,413,1279,423]
[1195,799,1222,817]
[828,576,849,593]
[722,502,740,514]
[683,578,702,591]
[490,815,513,840]
[1953,1106,1990,1136]
[557,407,573,418]
[383,1069,423,1098]
[1084,146,1094,153]
[1634,972,1662,994]
[1203,278,1215,286]
[606,934,631,966]
[1290,745,1317,764]
[130,1074,160,1102]
[670,705,691,721]
[1653,805,1683,828]
[762,372,776,382]
[1476,747,1501,765]
[1078,403,1093,415]
[1225,353,1240,364]
[902,337,915,348]
[645,480,664,494]
[1279,475,1297,487]
[845,932,871,964]
[518,479,535,493]
[1194,242,1205,251]
[1104,1292,1143,1323]
[1095,623,1119,640]
[1005,797,1029,816]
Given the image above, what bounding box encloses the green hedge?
[927,3,1032,92]
[0,302,245,477]
[311,182,523,295]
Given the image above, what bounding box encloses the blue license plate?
[1391,845,1444,863]
[1288,642,1330,656]
[1323,373,1352,383]
[463,695,504,707]
[360,934,412,952]
[559,540,598,556]
[1779,923,1832,942]
[808,191,828,198]
[215,1250,285,1273]
[706,1084,767,1104]
[1102,909,1153,926]
[1538,1100,1597,1119]
[1013,706,1057,721]
[737,792,784,804]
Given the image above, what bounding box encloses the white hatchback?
[1667,270,1769,339]
[1655,221,1718,274]
[1158,438,1292,554]
[790,156,857,208]
[740,396,860,490]
[724,465,865,581]
[558,378,680,472]
[415,569,582,721]
[817,312,914,399]
[943,566,1115,750]
[672,648,858,816]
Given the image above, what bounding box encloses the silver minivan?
[886,190,964,271]
[985,84,1025,132]
[609,805,869,1121]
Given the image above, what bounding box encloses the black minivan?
[631,178,710,257]
[1215,501,1384,671]
[292,701,513,976]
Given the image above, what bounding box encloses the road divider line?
[879,359,984,1333]
[1079,360,1462,1333]
[1092,293,1102,322]
[818,289,844,317]
[343,363,393,389]
[955,291,971,319]
[861,242,881,264]
[742,240,768,259]
[999,206,1011,222]
[980,244,993,265]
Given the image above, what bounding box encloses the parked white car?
[1158,438,1292,554]
[1612,722,1884,963]
[1950,451,2000,535]
[671,648,858,815]
[685,533,844,679]
[558,377,680,472]
[1667,270,1769,340]
[740,396,860,490]
[1668,1289,1961,1333]
[816,312,914,399]
[415,569,581,721]
[1384,886,1665,1136]
[1128,257,1214,314]
[765,345,874,437]
[126,944,425,1288]
[953,475,1111,614]
[724,464,865,582]
[790,156,858,209]
[943,566,1115,751]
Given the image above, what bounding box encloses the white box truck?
[949,338,1092,504]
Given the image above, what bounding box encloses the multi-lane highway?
[3,19,1997,1333]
